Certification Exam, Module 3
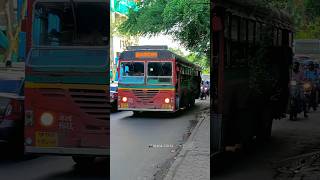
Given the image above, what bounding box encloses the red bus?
[118,46,201,113]
[24,0,109,164]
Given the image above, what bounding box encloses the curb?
[163,108,210,180]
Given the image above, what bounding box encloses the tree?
[168,47,209,74]
[118,0,210,58]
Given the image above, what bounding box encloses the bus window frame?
[119,60,146,85]
[146,61,174,86]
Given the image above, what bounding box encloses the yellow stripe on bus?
[118,87,175,91]
[25,82,107,90]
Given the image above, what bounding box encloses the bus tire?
[190,96,195,107]
[257,108,273,141]
[72,156,95,165]
[133,111,142,117]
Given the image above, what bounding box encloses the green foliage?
[168,47,185,57]
[187,53,210,74]
[169,47,209,74]
[304,0,320,21]
[258,0,320,39]
[296,16,320,38]
[118,0,210,58]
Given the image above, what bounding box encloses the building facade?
[110,0,139,82]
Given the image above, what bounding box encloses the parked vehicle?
[0,79,24,155]
[200,84,208,100]
[110,82,118,111]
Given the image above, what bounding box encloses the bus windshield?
[33,1,108,46]
[119,62,145,84]
[147,62,172,85]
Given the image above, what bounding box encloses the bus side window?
[278,29,282,46]
[231,16,238,41]
[273,28,278,46]
[248,20,254,43]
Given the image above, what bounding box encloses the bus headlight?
[165,98,170,104]
[25,137,32,145]
[40,112,54,127]
[122,97,128,103]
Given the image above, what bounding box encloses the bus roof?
[127,45,168,50]
[119,49,201,70]
[215,0,293,30]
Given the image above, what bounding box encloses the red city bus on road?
[118,46,201,113]
[24,0,109,164]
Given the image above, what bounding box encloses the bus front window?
[119,62,145,84]
[147,62,172,85]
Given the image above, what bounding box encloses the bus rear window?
[33,2,108,46]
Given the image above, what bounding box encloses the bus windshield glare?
[147,62,172,84]
[29,48,108,67]
[33,2,108,46]
[120,62,145,84]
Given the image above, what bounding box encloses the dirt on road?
[214,110,320,180]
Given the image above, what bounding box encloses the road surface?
[111,99,209,180]
[0,154,109,180]
[0,99,209,180]
[213,109,320,180]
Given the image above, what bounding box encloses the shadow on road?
[119,104,202,120]
[0,146,39,165]
[42,158,109,180]
[212,137,289,177]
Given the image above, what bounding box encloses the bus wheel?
[257,108,273,141]
[133,111,142,117]
[72,156,95,166]
[190,96,195,107]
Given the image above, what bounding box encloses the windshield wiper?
[70,0,78,40]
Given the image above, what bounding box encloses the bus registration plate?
[120,103,128,108]
[35,132,57,147]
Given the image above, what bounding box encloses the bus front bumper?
[118,108,175,112]
[25,146,109,156]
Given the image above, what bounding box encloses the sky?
[138,34,190,55]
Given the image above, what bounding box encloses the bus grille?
[69,89,110,120]
[132,89,159,103]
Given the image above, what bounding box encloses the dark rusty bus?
[212,0,294,159]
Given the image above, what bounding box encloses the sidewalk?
[164,106,210,180]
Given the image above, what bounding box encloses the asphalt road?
[110,99,208,180]
[0,99,208,180]
[213,109,320,180]
[0,154,109,180]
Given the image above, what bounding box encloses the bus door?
[212,8,224,155]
